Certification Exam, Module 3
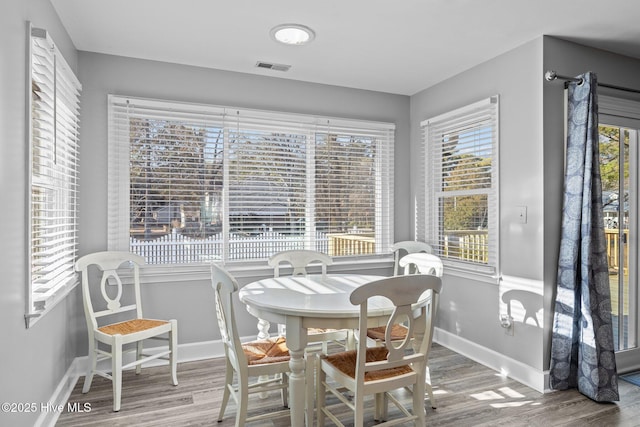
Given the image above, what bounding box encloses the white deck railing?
[130,230,329,264]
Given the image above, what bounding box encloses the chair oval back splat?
[391,240,434,275]
[399,252,444,277]
[268,249,332,278]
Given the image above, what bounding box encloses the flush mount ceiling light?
[270,24,315,46]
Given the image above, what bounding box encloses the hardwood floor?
[56,343,640,426]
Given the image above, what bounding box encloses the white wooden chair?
[211,264,291,426]
[316,274,442,426]
[75,251,178,412]
[268,250,352,353]
[367,251,444,408]
[390,240,434,276]
[268,249,332,278]
[268,249,352,425]
[399,252,443,277]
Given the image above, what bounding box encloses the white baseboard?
[42,331,552,426]
[434,327,549,393]
[34,358,83,427]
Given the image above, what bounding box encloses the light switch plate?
[517,206,527,224]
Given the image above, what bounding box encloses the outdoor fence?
[131,227,493,265]
[130,230,329,264]
[443,231,489,263]
[328,233,375,256]
[605,228,628,274]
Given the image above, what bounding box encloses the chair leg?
[135,341,143,375]
[425,365,436,408]
[217,360,233,422]
[413,379,426,426]
[112,335,123,412]
[170,320,178,385]
[374,392,388,421]
[281,371,289,408]
[346,329,356,350]
[381,392,389,421]
[82,338,96,394]
[316,362,326,427]
[235,377,249,427]
[354,391,364,427]
[305,352,316,426]
[374,393,382,421]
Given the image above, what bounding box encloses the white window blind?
[27,24,82,327]
[419,95,499,275]
[108,96,394,265]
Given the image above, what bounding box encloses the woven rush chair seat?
[322,346,413,381]
[98,318,169,336]
[366,323,409,342]
[243,336,290,365]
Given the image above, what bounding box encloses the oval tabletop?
[238,274,390,318]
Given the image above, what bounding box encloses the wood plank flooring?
[56,343,640,426]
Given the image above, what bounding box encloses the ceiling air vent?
[255,61,291,72]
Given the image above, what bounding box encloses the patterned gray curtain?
[549,72,619,401]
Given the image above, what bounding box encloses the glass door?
[599,124,637,354]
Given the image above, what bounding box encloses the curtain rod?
[544,70,640,95]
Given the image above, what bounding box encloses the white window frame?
[418,95,499,278]
[598,94,640,371]
[107,95,395,282]
[26,23,82,327]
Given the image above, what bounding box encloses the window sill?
[441,261,500,285]
[25,278,79,328]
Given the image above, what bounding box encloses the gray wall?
[76,51,410,349]
[0,1,82,426]
[410,38,546,371]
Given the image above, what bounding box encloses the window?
[418,95,499,275]
[26,24,82,327]
[108,96,394,266]
[598,95,640,367]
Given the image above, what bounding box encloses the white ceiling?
[51,0,640,96]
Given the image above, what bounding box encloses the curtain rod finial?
[545,70,557,81]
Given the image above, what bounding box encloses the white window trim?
[418,95,500,280]
[107,95,396,281]
[25,22,82,327]
[599,95,640,128]
[598,95,640,364]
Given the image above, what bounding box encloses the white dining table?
[239,273,396,427]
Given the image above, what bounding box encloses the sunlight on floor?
[490,400,534,408]
[498,386,525,398]
[470,386,536,408]
[471,390,504,400]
